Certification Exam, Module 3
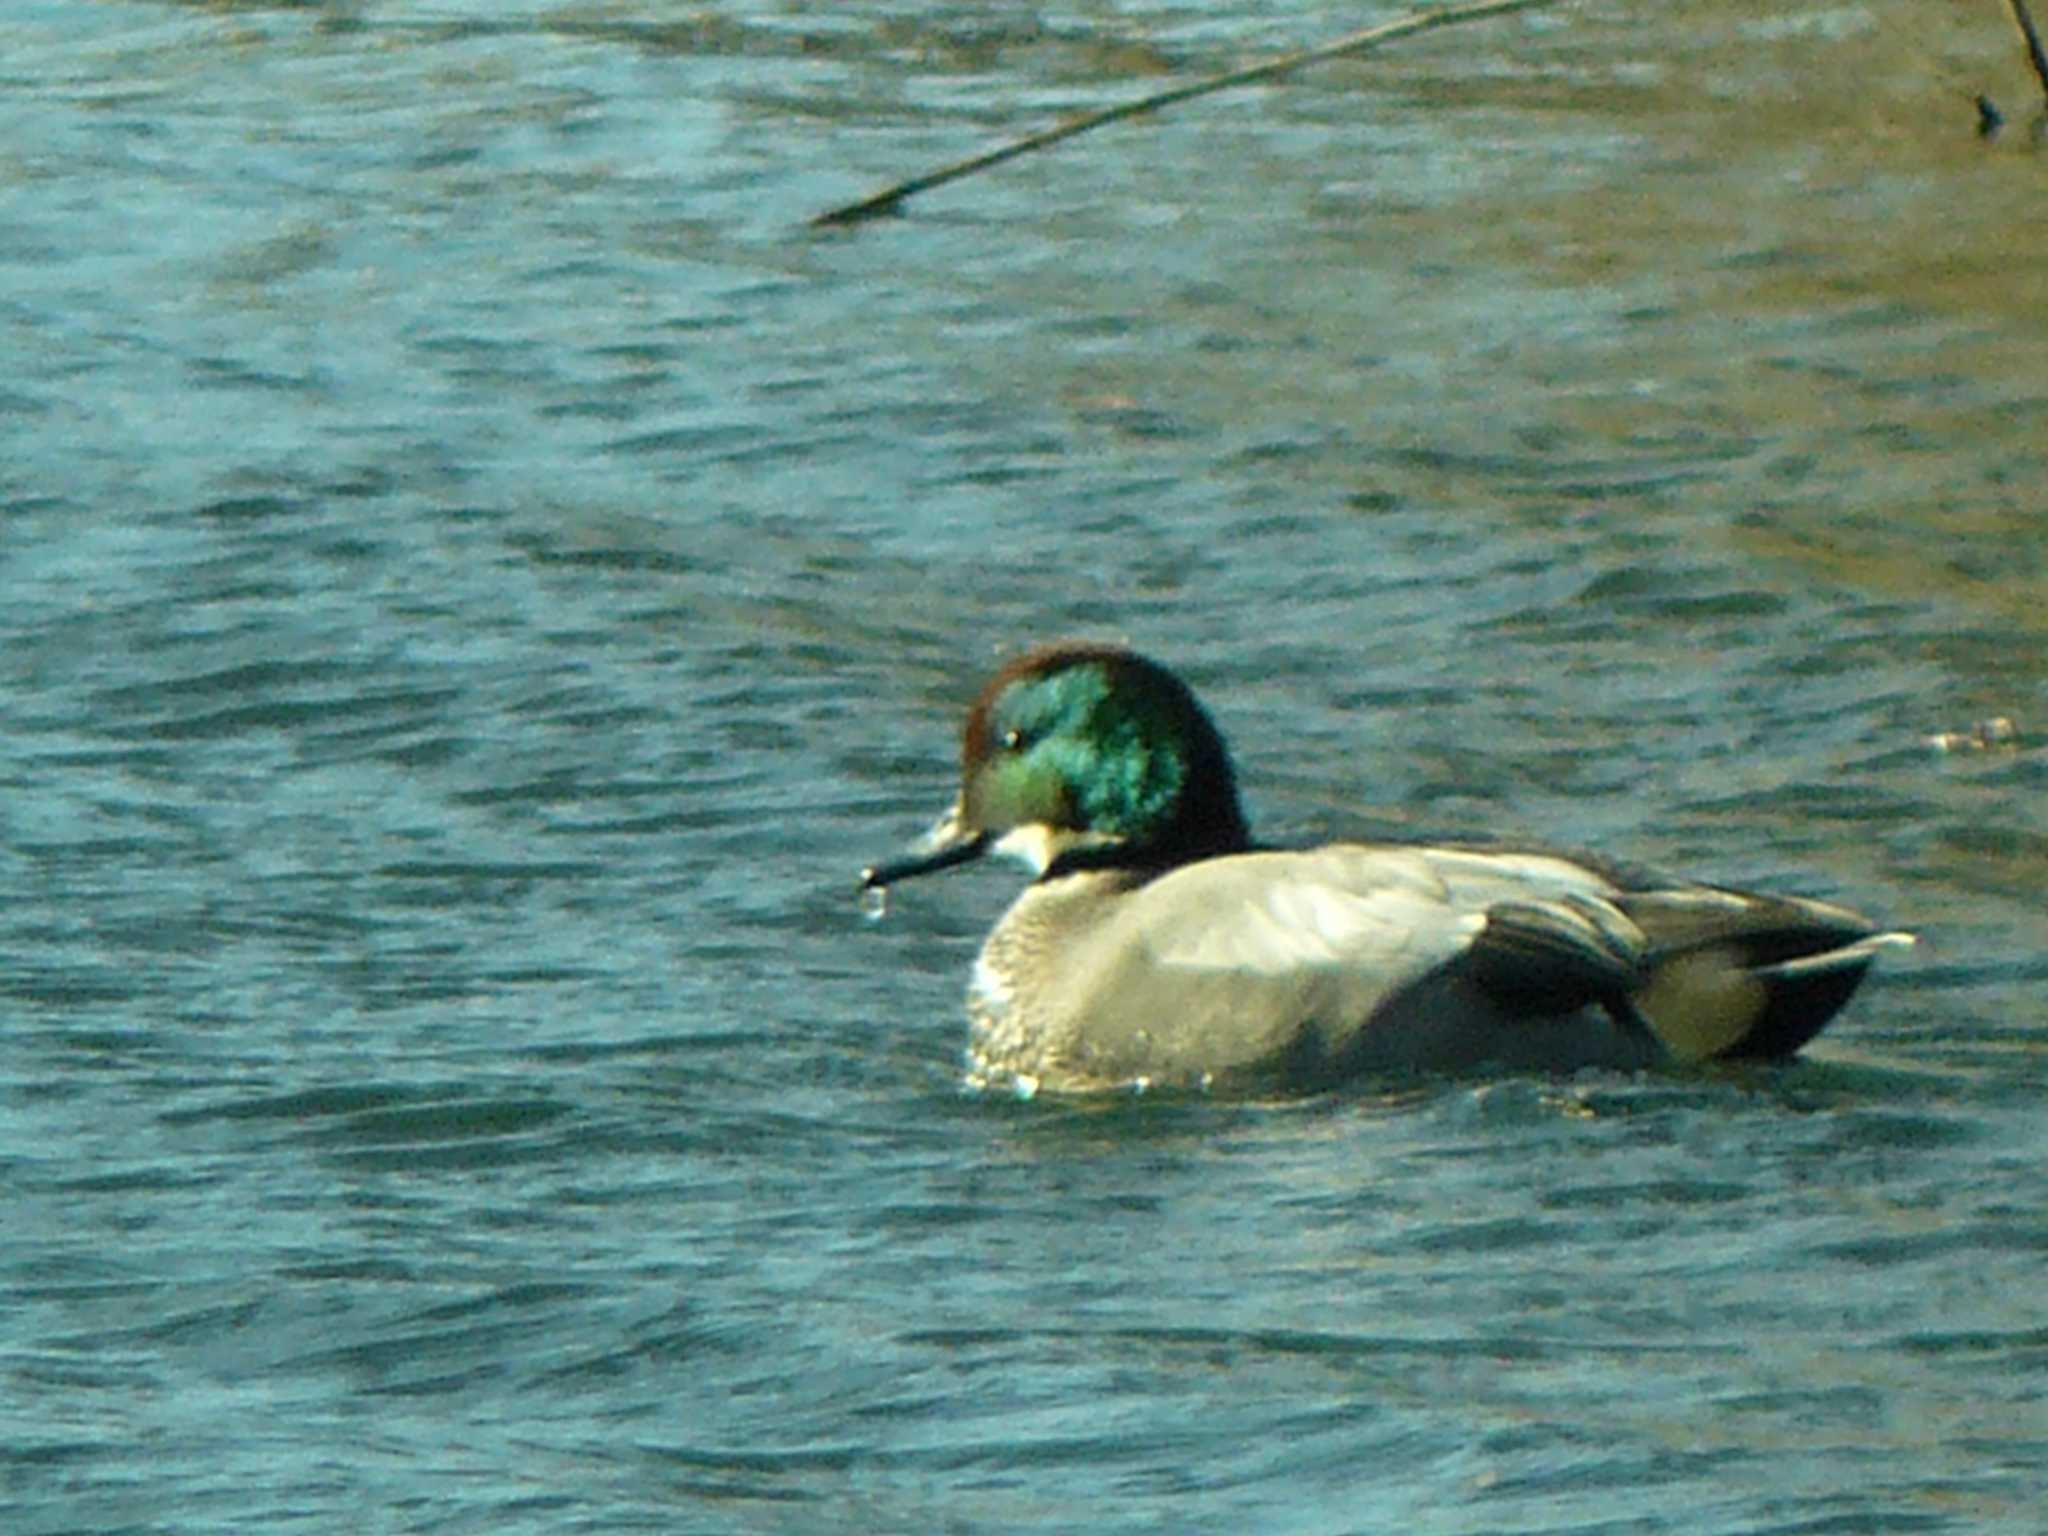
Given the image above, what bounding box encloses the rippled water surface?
[5,1,2046,1531]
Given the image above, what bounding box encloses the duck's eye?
[1000,727,1025,752]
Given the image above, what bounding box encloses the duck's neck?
[1040,803,1253,882]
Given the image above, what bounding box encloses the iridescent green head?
[864,642,1251,887]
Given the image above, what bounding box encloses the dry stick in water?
[809,0,1563,228]
[2002,0,2048,103]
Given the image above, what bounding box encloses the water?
[4,1,2045,1530]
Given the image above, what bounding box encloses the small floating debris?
[860,883,890,923]
[1924,715,2020,754]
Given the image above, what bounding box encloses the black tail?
[1717,931,1915,1059]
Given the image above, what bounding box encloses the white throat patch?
[990,823,1120,876]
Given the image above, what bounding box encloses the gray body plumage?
[962,843,1904,1094]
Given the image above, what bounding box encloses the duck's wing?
[1058,846,1662,1085]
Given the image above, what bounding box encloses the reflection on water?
[3,2,2044,1533]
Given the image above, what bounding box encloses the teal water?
[4,2,2045,1531]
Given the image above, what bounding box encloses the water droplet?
[860,884,889,923]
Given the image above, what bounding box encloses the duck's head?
[863,642,1251,888]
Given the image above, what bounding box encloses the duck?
[862,641,1912,1095]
